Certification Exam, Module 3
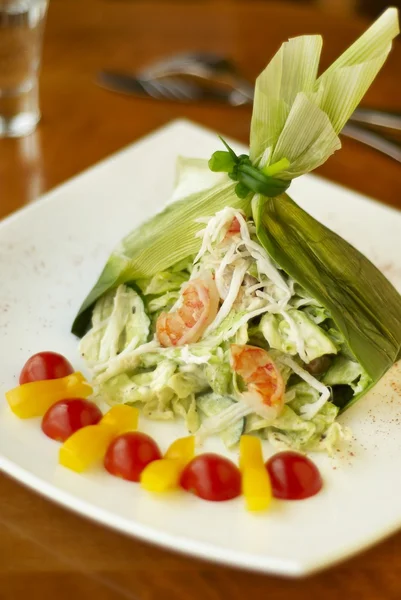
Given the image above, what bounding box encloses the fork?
[139,51,254,104]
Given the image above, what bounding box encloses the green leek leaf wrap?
[252,194,401,410]
[72,9,401,411]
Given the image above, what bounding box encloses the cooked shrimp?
[230,344,285,420]
[156,272,219,347]
[226,216,241,236]
[222,212,245,243]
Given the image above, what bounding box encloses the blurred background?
[1,0,400,221]
[98,0,401,18]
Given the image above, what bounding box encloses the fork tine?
[153,78,184,100]
[152,78,183,100]
[141,52,212,78]
[161,77,197,101]
[140,79,166,99]
[144,78,185,101]
[145,77,197,102]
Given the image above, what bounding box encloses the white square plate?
[1,120,401,577]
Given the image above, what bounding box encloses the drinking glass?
[0,0,48,137]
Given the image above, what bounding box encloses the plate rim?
[1,448,399,577]
[1,118,401,577]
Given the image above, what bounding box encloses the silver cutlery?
[98,70,249,105]
[340,122,401,163]
[98,52,401,162]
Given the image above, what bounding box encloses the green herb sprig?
[208,137,290,199]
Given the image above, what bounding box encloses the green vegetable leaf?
[209,139,291,199]
[218,135,238,159]
[253,193,401,408]
[137,271,188,296]
[316,8,399,134]
[72,179,247,336]
[79,285,149,364]
[235,182,250,199]
[209,151,236,173]
[250,9,399,177]
[260,309,337,362]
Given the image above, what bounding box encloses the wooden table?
[0,1,400,598]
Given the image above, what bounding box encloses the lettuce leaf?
[79,285,149,364]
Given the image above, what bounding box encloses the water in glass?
[0,0,48,137]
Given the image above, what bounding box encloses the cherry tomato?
[266,451,323,500]
[20,352,74,385]
[41,398,102,442]
[104,432,162,482]
[180,453,241,502]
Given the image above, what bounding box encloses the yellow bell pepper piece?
[141,435,195,493]
[5,372,92,419]
[241,467,272,512]
[164,435,195,461]
[59,405,139,473]
[59,424,115,473]
[100,405,139,435]
[239,435,265,470]
[140,458,184,492]
[240,435,272,512]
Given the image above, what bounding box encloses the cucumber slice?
[197,392,245,449]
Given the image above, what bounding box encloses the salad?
[78,208,356,453]
[72,9,401,456]
[6,350,323,505]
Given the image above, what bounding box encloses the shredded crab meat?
[204,260,250,335]
[214,243,237,299]
[246,282,269,296]
[255,290,287,312]
[97,286,130,361]
[179,345,212,365]
[292,297,320,309]
[223,306,273,339]
[234,212,290,297]
[93,341,162,383]
[196,402,252,443]
[194,208,293,340]
[81,285,148,368]
[280,310,307,362]
[194,207,240,262]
